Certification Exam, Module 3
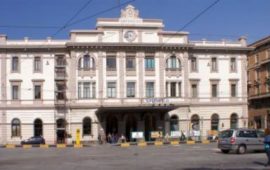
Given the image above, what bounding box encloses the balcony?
[166,67,182,77]
[249,91,270,100]
[260,57,270,65]
[78,68,96,77]
[55,69,67,80]
[254,79,261,86]
[265,76,270,85]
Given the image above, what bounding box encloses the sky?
[0,0,269,44]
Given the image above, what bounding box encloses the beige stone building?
[248,36,270,129]
[0,5,251,144]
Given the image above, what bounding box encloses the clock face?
[124,30,136,42]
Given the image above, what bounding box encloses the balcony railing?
[166,68,181,71]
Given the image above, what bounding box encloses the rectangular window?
[231,83,237,97]
[230,57,236,72]
[145,57,155,70]
[34,85,41,100]
[191,84,198,98]
[106,57,116,70]
[126,57,136,70]
[191,57,197,72]
[146,82,154,98]
[255,69,259,80]
[56,56,66,66]
[211,57,217,72]
[211,84,218,97]
[56,83,65,100]
[171,82,176,97]
[12,85,19,100]
[107,82,116,98]
[255,54,258,63]
[78,82,96,99]
[34,57,42,72]
[127,82,135,98]
[83,82,90,99]
[12,56,19,72]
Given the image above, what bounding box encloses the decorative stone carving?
[121,5,139,18]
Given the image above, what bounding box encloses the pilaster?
[158,52,165,98]
[183,51,189,99]
[98,52,104,99]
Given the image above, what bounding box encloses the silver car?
[218,128,265,154]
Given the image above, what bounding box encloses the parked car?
[218,128,265,154]
[21,136,45,145]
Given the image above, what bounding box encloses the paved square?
[0,143,268,170]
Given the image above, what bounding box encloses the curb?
[0,140,217,149]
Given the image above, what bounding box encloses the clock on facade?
[124,30,137,42]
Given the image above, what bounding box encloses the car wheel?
[221,149,230,154]
[237,145,246,154]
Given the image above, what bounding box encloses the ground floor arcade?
[0,105,248,144]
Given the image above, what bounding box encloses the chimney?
[0,34,7,43]
[238,36,247,46]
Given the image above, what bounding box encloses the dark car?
[21,136,45,145]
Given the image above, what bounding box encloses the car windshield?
[219,130,233,138]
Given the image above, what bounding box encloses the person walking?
[264,128,270,167]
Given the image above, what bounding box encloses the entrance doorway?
[106,116,118,135]
[125,115,137,141]
[56,119,66,143]
[144,115,156,141]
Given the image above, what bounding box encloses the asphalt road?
[0,143,269,170]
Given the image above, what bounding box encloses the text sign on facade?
[144,98,170,104]
[151,131,163,138]
[170,131,181,137]
[131,132,144,139]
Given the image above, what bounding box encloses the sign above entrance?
[144,98,170,104]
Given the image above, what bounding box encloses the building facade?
[248,36,270,129]
[0,5,250,144]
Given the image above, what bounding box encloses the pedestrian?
[180,130,186,141]
[107,133,112,144]
[120,134,126,143]
[264,128,270,167]
[98,133,102,144]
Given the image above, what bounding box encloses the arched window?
[34,119,43,136]
[78,55,95,69]
[211,114,219,130]
[166,55,181,70]
[230,113,238,129]
[170,115,179,131]
[191,114,200,130]
[11,118,21,137]
[83,117,92,136]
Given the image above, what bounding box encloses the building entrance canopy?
[97,106,175,142]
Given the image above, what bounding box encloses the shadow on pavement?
[183,168,264,170]
[253,161,266,166]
